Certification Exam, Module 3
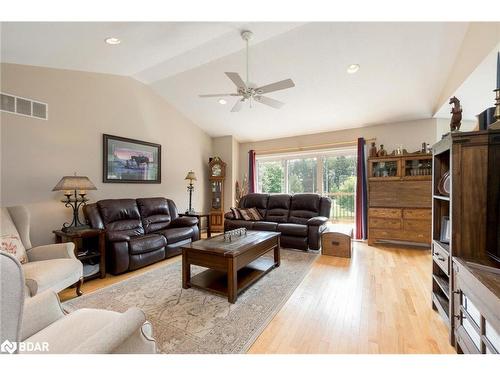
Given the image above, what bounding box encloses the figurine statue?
[449,96,462,132]
[377,144,387,157]
[369,142,378,157]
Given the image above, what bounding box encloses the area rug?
[64,249,317,353]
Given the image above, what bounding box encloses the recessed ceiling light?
[347,64,360,74]
[105,37,121,45]
[218,98,227,105]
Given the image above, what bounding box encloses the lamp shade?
[184,171,197,181]
[52,176,97,191]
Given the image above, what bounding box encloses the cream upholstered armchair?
[0,251,156,354]
[0,206,83,297]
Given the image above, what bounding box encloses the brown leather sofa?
[224,193,331,250]
[84,197,199,275]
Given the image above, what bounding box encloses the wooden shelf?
[189,257,276,297]
[433,274,450,299]
[432,291,450,324]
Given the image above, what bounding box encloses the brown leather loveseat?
[224,193,331,251]
[84,197,199,275]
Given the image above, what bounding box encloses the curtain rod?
[255,137,376,155]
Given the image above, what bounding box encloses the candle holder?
[61,191,90,231]
[52,174,97,232]
[490,89,500,129]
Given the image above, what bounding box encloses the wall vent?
[0,92,48,120]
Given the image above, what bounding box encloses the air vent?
[0,92,48,120]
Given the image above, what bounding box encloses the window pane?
[287,158,317,193]
[323,155,357,223]
[257,160,284,193]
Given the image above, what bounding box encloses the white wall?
[1,63,212,246]
[237,118,439,182]
[211,135,239,210]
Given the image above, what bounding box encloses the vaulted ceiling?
[1,22,476,141]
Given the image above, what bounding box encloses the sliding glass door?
[256,149,357,224]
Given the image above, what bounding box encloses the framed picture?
[103,134,161,183]
[440,216,450,244]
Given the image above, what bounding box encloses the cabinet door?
[368,158,400,180]
[211,181,222,210]
[402,156,432,179]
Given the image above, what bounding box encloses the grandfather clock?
[208,157,226,232]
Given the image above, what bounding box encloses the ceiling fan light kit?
[199,30,295,112]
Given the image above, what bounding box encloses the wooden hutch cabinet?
[208,157,226,232]
[367,154,432,246]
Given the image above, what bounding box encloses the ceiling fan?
[198,30,295,112]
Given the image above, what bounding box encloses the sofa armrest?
[21,290,65,341]
[170,216,198,228]
[26,242,76,262]
[224,211,235,220]
[307,216,329,226]
[107,231,131,242]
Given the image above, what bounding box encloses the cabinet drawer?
[404,219,431,233]
[369,217,401,229]
[370,228,404,240]
[369,208,402,219]
[404,230,430,243]
[403,208,431,220]
[433,246,449,275]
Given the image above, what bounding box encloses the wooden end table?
[181,231,280,303]
[53,228,106,296]
[179,212,211,238]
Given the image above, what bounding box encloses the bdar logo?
[1,339,17,354]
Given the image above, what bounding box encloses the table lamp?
[52,173,97,232]
[184,171,197,214]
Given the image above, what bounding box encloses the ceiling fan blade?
[255,96,285,109]
[225,72,247,90]
[256,79,295,94]
[199,93,239,98]
[231,99,244,112]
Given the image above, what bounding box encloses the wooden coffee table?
[181,231,280,303]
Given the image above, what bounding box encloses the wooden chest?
[321,226,353,258]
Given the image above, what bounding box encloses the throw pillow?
[230,207,242,220]
[0,234,28,264]
[248,207,263,221]
[238,208,253,221]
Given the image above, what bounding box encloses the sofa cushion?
[97,199,142,225]
[239,193,269,218]
[288,194,321,225]
[159,227,194,244]
[265,194,291,223]
[107,228,144,242]
[23,308,120,353]
[137,198,172,233]
[23,259,83,295]
[253,221,278,231]
[277,223,308,237]
[128,234,166,255]
[224,219,255,231]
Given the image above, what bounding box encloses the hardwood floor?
[59,240,455,354]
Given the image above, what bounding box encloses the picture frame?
[103,134,161,183]
[440,216,450,244]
